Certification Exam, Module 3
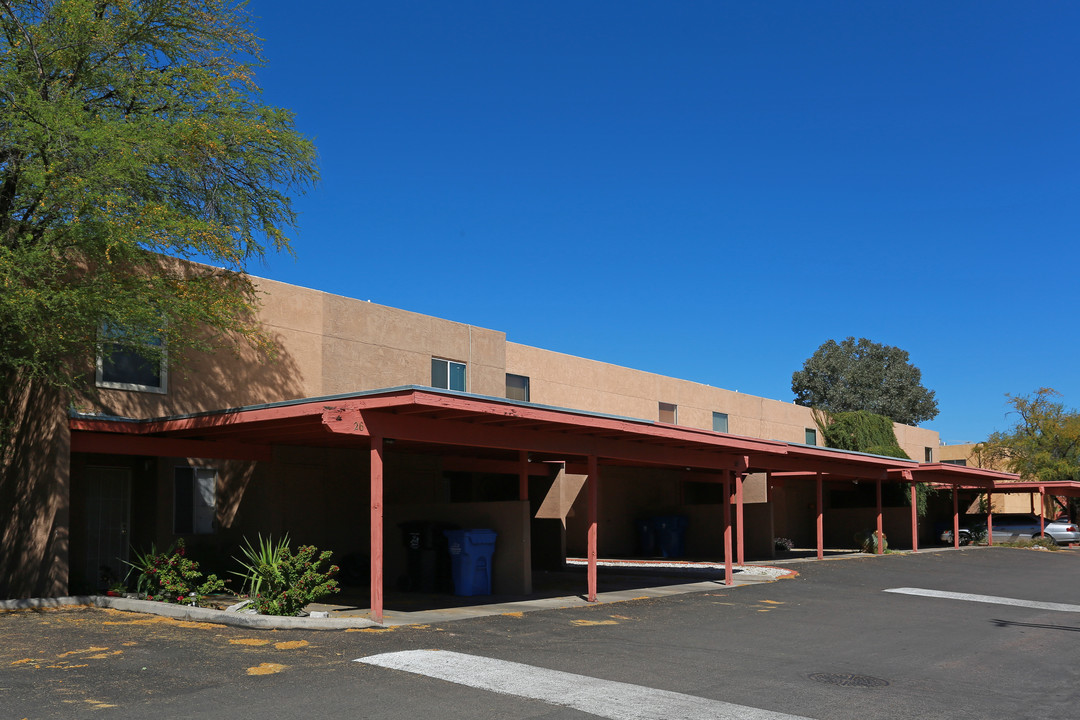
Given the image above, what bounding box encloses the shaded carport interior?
[964,480,1080,544]
[70,386,1020,623]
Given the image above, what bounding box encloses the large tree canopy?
[791,337,938,426]
[0,0,318,407]
[977,388,1080,484]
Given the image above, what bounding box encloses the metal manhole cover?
[808,672,889,688]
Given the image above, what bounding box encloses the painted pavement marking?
[884,587,1080,613]
[355,649,812,720]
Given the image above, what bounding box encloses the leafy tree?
[792,337,938,426]
[977,388,1080,484]
[814,408,933,515]
[0,0,317,455]
[815,409,911,459]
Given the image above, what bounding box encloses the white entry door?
[85,466,132,590]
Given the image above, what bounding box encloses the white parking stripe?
[356,649,812,720]
[884,587,1080,613]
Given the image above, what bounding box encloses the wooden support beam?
[333,409,749,471]
[876,477,884,555]
[370,433,384,625]
[736,473,745,566]
[587,455,599,603]
[519,450,529,501]
[816,472,824,560]
[440,456,550,477]
[953,486,960,549]
[723,470,733,586]
[1040,487,1046,536]
[70,431,272,462]
[910,483,918,552]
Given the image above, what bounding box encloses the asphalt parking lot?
[3,547,1079,719]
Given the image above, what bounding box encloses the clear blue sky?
[244,1,1079,445]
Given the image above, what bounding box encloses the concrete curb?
[0,595,379,631]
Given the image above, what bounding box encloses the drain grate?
[808,672,889,688]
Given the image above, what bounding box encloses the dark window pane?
[506,374,530,401]
[713,412,728,433]
[431,358,448,389]
[101,344,161,388]
[449,361,466,391]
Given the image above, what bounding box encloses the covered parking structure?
[957,480,1080,545]
[70,387,1021,623]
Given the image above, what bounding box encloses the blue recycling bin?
[653,515,688,558]
[443,529,498,596]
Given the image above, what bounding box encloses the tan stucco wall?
[89,277,507,418]
[0,382,69,599]
[84,274,940,463]
[506,342,939,456]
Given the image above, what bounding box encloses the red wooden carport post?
[910,483,918,552]
[370,432,384,624]
[518,450,529,501]
[723,470,733,585]
[952,485,960,549]
[987,492,994,546]
[1040,486,1046,536]
[875,477,884,555]
[815,472,824,560]
[736,473,745,565]
[586,454,599,602]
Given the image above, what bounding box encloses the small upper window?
[432,358,466,392]
[506,373,530,402]
[659,402,677,424]
[96,324,167,393]
[174,467,216,534]
[805,428,817,446]
[942,459,967,466]
[713,412,729,433]
[924,447,933,463]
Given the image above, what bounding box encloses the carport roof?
[69,385,1019,483]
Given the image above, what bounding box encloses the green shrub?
[996,536,1060,551]
[854,529,887,553]
[125,538,225,605]
[774,537,795,551]
[234,535,340,616]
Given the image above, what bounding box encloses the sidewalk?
[3,547,965,629]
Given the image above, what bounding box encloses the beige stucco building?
[3,274,947,600]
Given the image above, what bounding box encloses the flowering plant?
[774,537,795,551]
[233,534,339,616]
[125,539,224,605]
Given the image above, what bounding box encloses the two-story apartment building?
[3,274,967,605]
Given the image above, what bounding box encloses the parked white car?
[940,514,1080,545]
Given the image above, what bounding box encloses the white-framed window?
[96,324,167,394]
[805,428,817,446]
[431,358,467,391]
[713,412,729,433]
[506,373,530,402]
[174,467,216,534]
[924,447,933,462]
[659,402,677,424]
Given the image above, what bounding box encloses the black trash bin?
[636,518,657,556]
[399,521,456,592]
